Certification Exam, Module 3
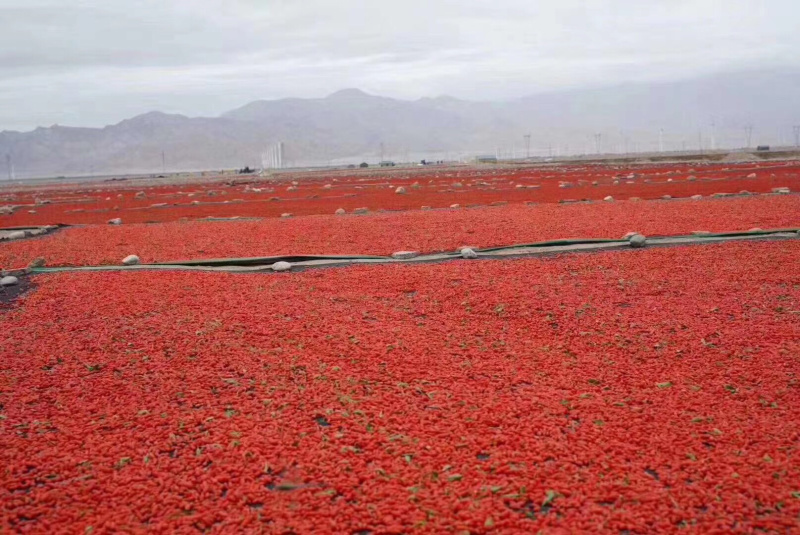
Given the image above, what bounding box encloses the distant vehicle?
[756,145,770,151]
[476,155,498,163]
[379,161,396,167]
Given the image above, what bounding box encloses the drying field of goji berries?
[2,161,800,533]
[2,240,800,533]
[1,161,798,226]
[1,195,799,269]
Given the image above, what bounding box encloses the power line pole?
[5,154,11,181]
[380,142,385,162]
[793,125,800,149]
[161,151,166,174]
[594,133,602,154]
[659,128,664,153]
[523,134,531,159]
[744,124,753,148]
[710,120,716,151]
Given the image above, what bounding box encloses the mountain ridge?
[2,69,798,178]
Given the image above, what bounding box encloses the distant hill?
[1,69,798,178]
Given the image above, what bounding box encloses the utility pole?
[659,128,664,153]
[793,125,800,149]
[698,131,703,154]
[594,133,602,154]
[161,151,166,174]
[710,120,716,151]
[380,142,385,162]
[5,154,11,181]
[523,134,531,159]
[744,124,753,148]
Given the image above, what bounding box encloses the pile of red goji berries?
[2,240,799,533]
[1,194,798,269]
[0,161,797,226]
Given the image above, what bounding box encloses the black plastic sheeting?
[26,228,800,274]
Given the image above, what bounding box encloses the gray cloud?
[1,0,798,131]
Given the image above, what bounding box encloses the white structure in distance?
[261,142,285,171]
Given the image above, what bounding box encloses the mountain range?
[1,69,799,178]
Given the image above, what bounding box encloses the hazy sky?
[0,0,797,131]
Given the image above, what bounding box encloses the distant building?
[756,145,770,151]
[261,141,285,170]
[476,155,498,163]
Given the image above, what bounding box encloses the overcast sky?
[0,0,797,131]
